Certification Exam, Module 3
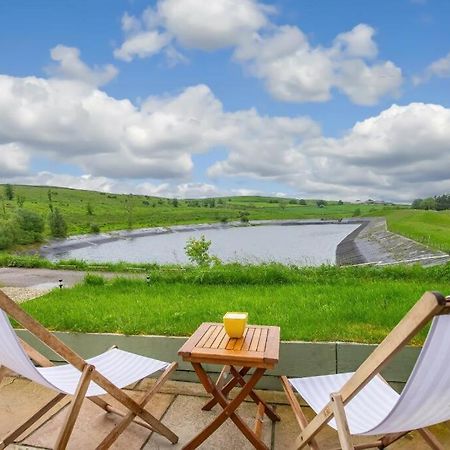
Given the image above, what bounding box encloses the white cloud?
[114,31,171,62]
[333,24,378,59]
[114,1,402,105]
[0,67,318,182]
[236,24,402,105]
[48,45,118,86]
[3,171,258,199]
[0,143,30,176]
[158,0,271,50]
[209,103,450,201]
[413,51,450,85]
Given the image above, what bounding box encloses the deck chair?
[0,289,179,449]
[281,291,450,450]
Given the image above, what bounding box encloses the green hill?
[0,184,400,237]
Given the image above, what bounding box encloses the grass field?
[380,209,450,253]
[20,264,450,344]
[0,184,399,236]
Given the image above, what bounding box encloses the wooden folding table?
[178,322,281,450]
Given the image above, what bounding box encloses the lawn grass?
[20,264,450,344]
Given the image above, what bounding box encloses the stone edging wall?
[16,331,419,392]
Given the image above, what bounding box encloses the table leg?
[202,366,250,411]
[183,363,268,450]
[229,365,280,422]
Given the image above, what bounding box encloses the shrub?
[352,208,361,217]
[14,209,44,244]
[49,208,68,238]
[4,184,14,200]
[89,223,101,233]
[239,211,250,223]
[0,221,16,249]
[184,235,219,266]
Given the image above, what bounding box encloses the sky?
[0,0,450,201]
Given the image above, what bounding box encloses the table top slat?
[196,325,216,348]
[257,328,268,352]
[218,333,230,349]
[203,325,222,349]
[226,337,237,350]
[232,328,248,351]
[264,326,280,363]
[241,327,255,351]
[250,328,262,352]
[211,327,227,349]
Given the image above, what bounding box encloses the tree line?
[0,184,67,250]
[411,194,450,211]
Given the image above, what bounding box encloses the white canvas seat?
[291,314,450,435]
[0,289,179,449]
[281,291,450,450]
[0,310,168,396]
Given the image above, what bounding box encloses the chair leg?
[54,364,94,450]
[95,362,178,449]
[0,366,7,385]
[331,393,354,450]
[280,376,320,450]
[0,393,66,449]
[418,428,446,450]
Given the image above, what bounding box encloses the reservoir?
[45,223,360,266]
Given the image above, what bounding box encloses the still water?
[50,224,359,266]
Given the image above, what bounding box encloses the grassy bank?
[379,209,450,253]
[20,263,450,344]
[1,184,399,236]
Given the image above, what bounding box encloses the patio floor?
[1,375,449,449]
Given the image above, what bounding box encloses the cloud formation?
[0,67,317,182]
[114,0,402,105]
[209,102,450,201]
[48,45,118,86]
[1,47,448,202]
[413,51,450,85]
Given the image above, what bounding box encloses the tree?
[421,197,436,210]
[239,211,250,223]
[47,189,54,212]
[49,208,68,238]
[15,209,44,244]
[16,195,26,208]
[172,198,179,207]
[4,184,13,200]
[316,199,327,207]
[411,198,423,209]
[0,221,15,250]
[124,195,134,229]
[435,194,450,211]
[337,200,344,205]
[184,235,219,266]
[298,199,307,205]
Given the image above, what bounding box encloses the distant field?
[20,264,450,344]
[0,184,399,236]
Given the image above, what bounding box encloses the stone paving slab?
[144,395,272,450]
[21,390,174,450]
[1,377,450,449]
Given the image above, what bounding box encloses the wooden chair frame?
[281,291,450,450]
[0,289,179,449]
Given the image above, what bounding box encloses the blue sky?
[1,0,449,200]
